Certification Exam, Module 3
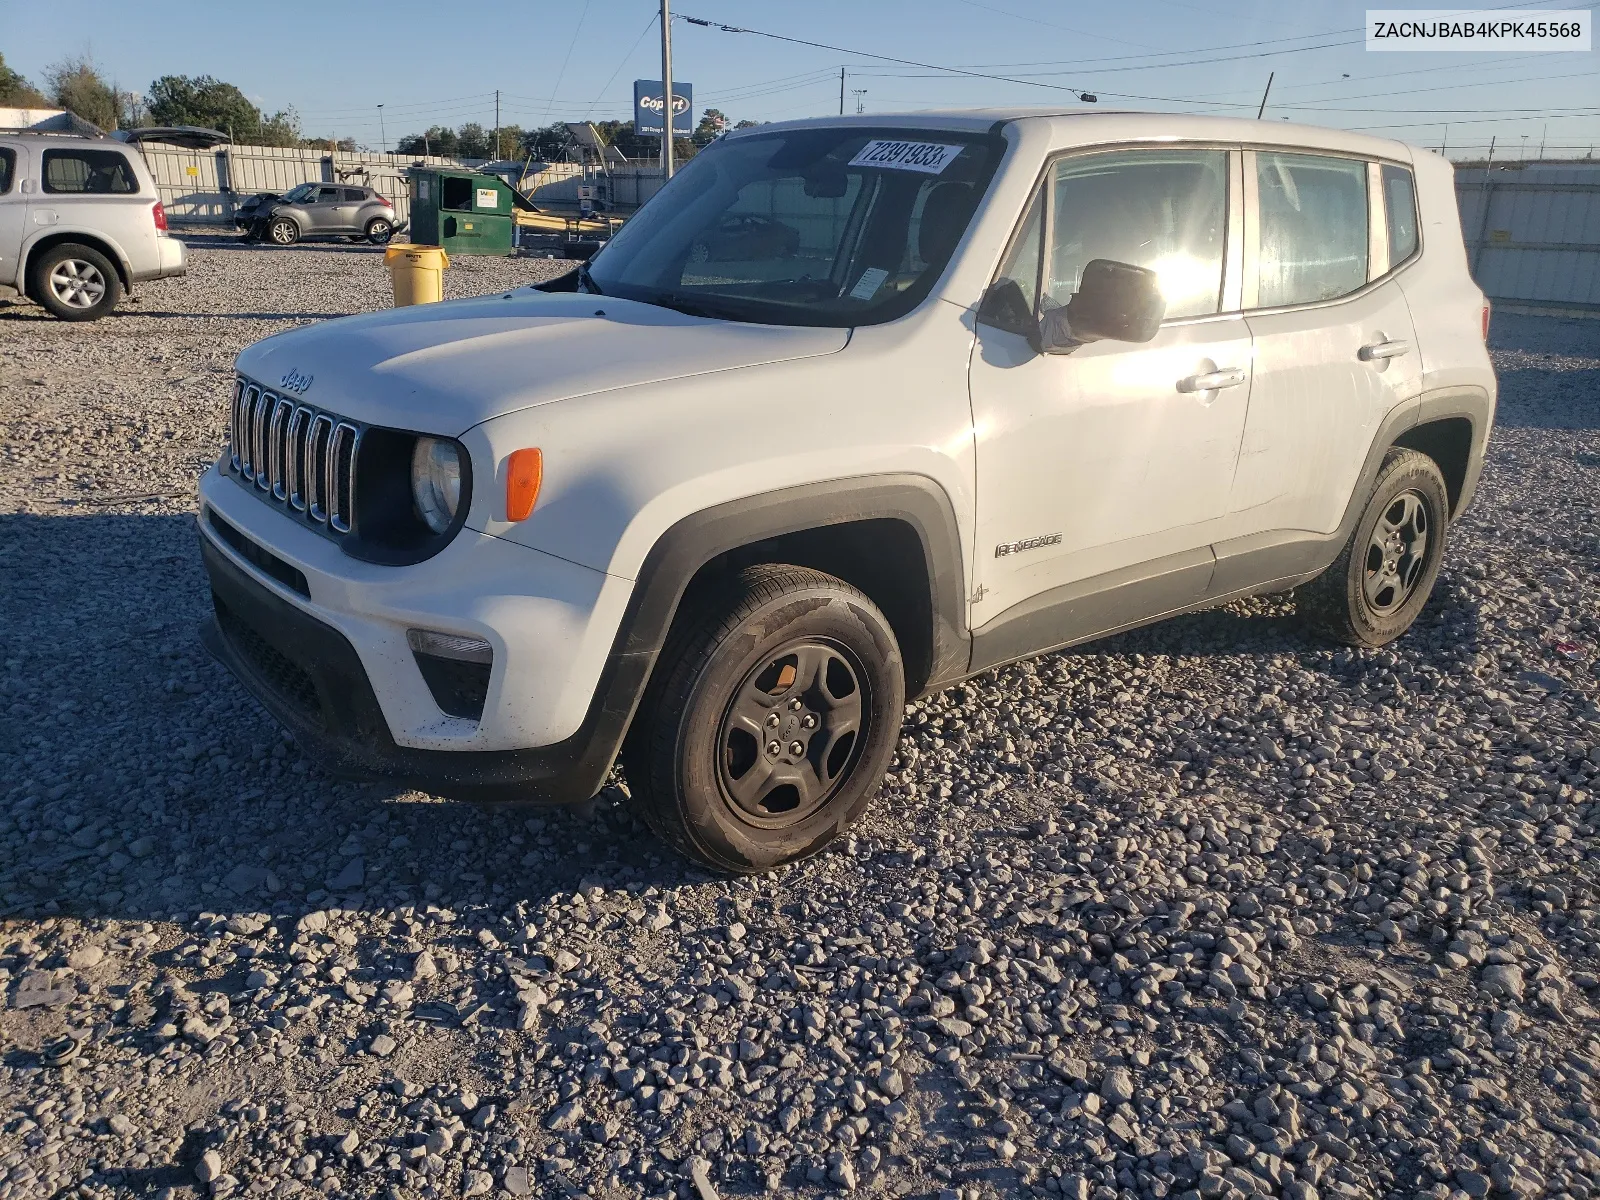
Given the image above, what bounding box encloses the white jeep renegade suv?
[196,111,1495,872]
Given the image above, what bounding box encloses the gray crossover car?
[247,183,396,245]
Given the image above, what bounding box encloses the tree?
[396,126,458,157]
[0,53,47,108]
[456,123,491,159]
[493,124,524,160]
[148,75,260,135]
[522,122,571,160]
[46,55,118,131]
[256,108,301,148]
[693,108,727,144]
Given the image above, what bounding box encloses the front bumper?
[195,461,642,801]
[199,531,619,803]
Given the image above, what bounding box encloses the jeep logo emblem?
[279,368,314,395]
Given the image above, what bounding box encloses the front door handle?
[1177,367,1247,393]
[1359,338,1411,361]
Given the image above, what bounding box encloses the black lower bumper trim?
[197,530,614,804]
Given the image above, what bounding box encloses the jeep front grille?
[228,378,359,535]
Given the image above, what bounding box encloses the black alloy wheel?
[1300,447,1451,647]
[717,640,868,826]
[623,565,905,873]
[1362,489,1430,614]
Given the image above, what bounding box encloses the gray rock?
[1100,1066,1135,1105]
[196,1151,223,1184]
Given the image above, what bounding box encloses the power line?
[676,12,1101,103]
[543,0,595,120]
[584,12,660,120]
[952,0,1154,51]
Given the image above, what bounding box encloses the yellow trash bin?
[383,243,449,307]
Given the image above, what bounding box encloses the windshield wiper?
[643,291,755,321]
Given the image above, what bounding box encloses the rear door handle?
[1359,338,1411,361]
[1177,367,1247,393]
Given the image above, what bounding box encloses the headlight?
[411,437,462,534]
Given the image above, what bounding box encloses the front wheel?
[1299,448,1450,647]
[30,243,123,321]
[267,217,299,246]
[623,565,905,874]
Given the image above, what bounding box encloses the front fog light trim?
[406,628,493,664]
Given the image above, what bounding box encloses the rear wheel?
[267,217,299,246]
[1299,448,1450,647]
[29,243,122,321]
[623,565,905,873]
[365,217,394,245]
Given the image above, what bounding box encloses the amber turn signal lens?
[505,448,543,521]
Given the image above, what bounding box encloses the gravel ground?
[1,235,1599,1200]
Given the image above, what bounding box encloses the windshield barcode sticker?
[849,267,889,300]
[848,140,964,175]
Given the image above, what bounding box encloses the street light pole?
[660,0,675,180]
[377,104,386,155]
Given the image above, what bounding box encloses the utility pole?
[1256,72,1274,120]
[660,0,675,180]
[1537,122,1546,162]
[1441,124,1448,157]
[495,90,501,160]
[840,67,845,116]
[377,104,386,154]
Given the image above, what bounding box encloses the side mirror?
[1042,258,1165,352]
[976,278,1042,353]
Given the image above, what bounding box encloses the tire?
[29,243,123,321]
[1299,448,1451,647]
[267,217,300,246]
[622,565,905,874]
[365,217,394,245]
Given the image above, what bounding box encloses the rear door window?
[1254,152,1367,307]
[42,148,139,195]
[0,148,14,194]
[1382,164,1419,268]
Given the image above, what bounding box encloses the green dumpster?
[408,168,528,256]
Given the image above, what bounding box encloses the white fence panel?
[1457,166,1600,310]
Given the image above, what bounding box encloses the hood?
[234,291,850,434]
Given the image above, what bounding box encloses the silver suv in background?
[246,184,397,246]
[0,133,186,321]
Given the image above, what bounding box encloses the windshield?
[585,126,1001,327]
[282,184,315,203]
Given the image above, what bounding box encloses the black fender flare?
[1338,383,1494,535]
[561,475,970,796]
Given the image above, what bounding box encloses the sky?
[6,0,1598,159]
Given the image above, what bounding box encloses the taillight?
[152,201,168,232]
[379,196,393,208]
[1481,302,1491,341]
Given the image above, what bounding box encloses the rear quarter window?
[42,148,139,195]
[0,149,14,194]
[1382,164,1420,267]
